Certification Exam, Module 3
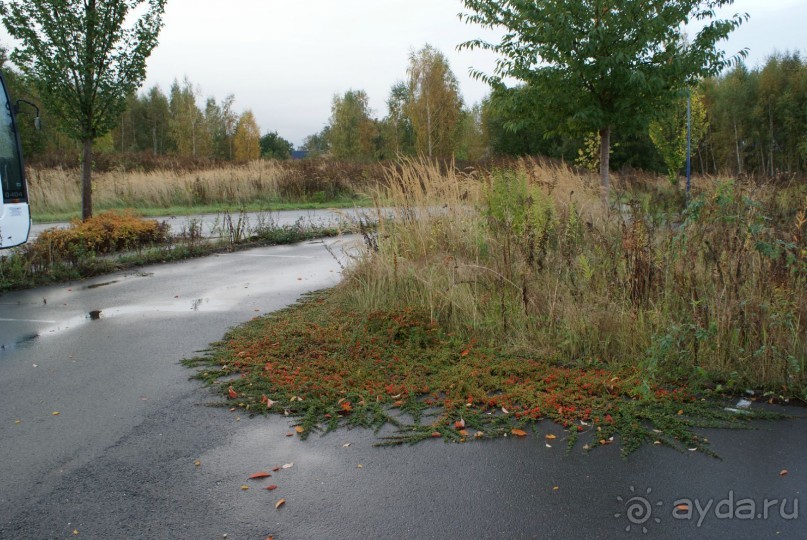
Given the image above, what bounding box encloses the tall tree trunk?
[426,94,433,158]
[599,126,611,207]
[81,138,93,221]
[733,121,742,175]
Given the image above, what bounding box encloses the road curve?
[0,236,805,539]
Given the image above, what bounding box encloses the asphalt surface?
[1,236,805,539]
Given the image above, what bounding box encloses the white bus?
[0,70,32,249]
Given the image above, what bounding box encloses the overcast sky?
[4,1,806,147]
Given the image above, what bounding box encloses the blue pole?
[686,88,692,203]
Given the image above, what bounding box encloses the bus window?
[1,97,25,202]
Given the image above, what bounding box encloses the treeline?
[3,44,293,166]
[5,42,806,177]
[302,44,485,162]
[484,51,807,177]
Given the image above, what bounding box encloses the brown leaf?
[249,472,272,479]
[431,431,442,438]
[458,429,469,437]
[264,484,278,491]
[228,387,238,399]
[511,428,527,437]
[275,498,286,509]
[677,409,684,416]
[272,466,281,472]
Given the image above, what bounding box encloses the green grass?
[185,291,783,457]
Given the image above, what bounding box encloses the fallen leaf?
[73,530,78,536]
[357,464,364,469]
[14,420,21,424]
[281,463,293,469]
[474,431,484,439]
[455,419,465,429]
[264,484,278,491]
[553,486,559,491]
[501,407,509,414]
[780,469,788,476]
[460,349,470,357]
[275,498,286,509]
[342,443,351,448]
[240,485,250,491]
[392,400,404,407]
[228,387,238,399]
[677,409,684,415]
[340,401,353,412]
[676,504,690,511]
[545,444,552,448]
[294,426,304,434]
[272,467,281,472]
[52,411,60,416]
[431,431,442,438]
[458,429,469,437]
[511,428,527,437]
[545,434,557,440]
[653,441,662,446]
[194,460,201,467]
[285,433,293,438]
[249,472,272,479]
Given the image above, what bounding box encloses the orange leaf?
[454,419,465,429]
[460,349,470,357]
[264,484,278,491]
[431,431,442,438]
[511,428,528,437]
[275,498,286,509]
[294,426,304,434]
[458,429,469,437]
[341,401,353,412]
[249,472,272,479]
[545,434,557,440]
[676,504,690,511]
[677,409,684,415]
[228,387,238,399]
[392,400,404,407]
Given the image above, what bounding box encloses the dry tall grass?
[26,159,385,216]
[336,158,807,394]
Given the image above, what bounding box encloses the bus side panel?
[0,201,31,248]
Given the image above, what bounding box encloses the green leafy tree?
[260,131,294,160]
[460,0,747,203]
[649,87,708,184]
[406,45,463,158]
[327,89,377,161]
[0,0,166,219]
[169,78,206,158]
[381,81,415,157]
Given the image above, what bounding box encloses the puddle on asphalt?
[88,310,102,320]
[0,333,39,355]
[84,280,119,290]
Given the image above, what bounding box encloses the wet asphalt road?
[0,236,805,539]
